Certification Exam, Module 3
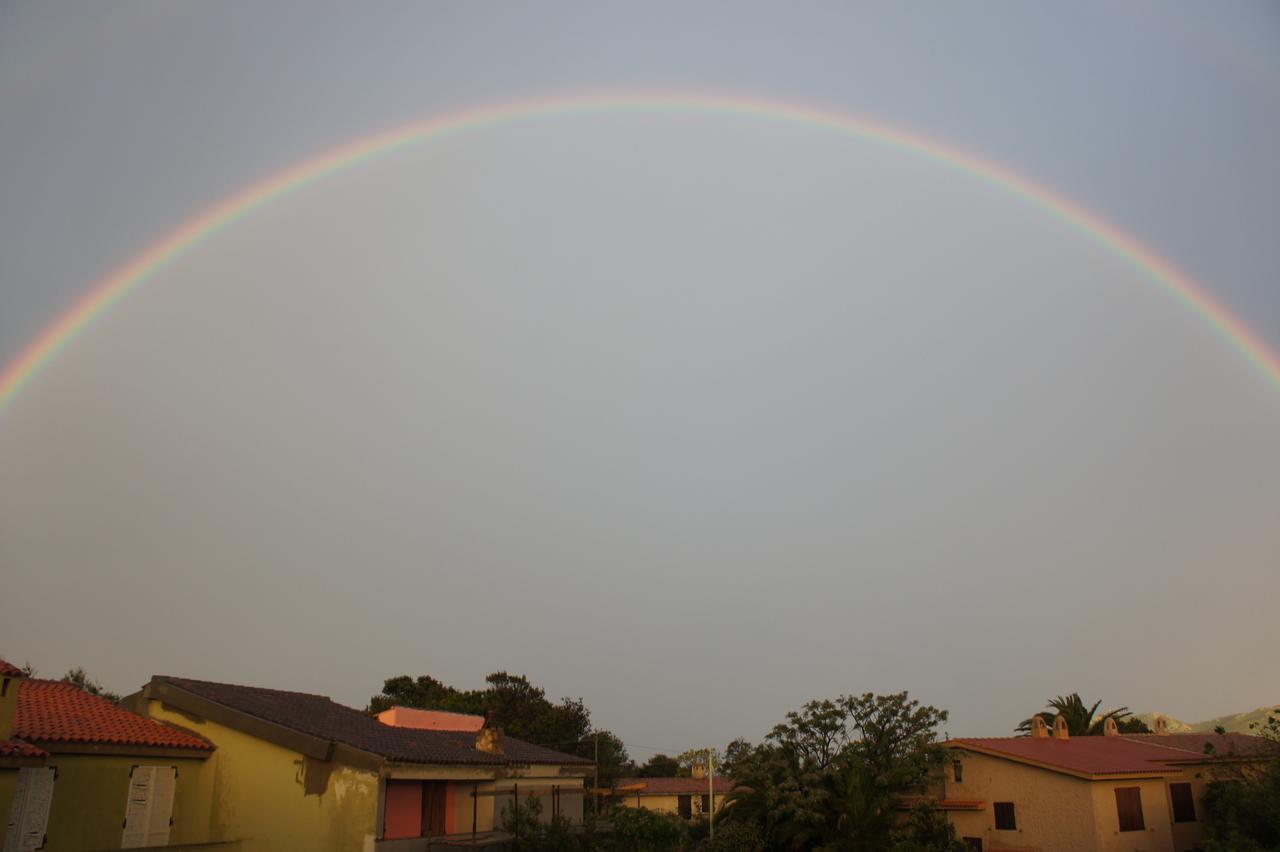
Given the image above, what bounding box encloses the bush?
[687,820,765,852]
[600,806,688,851]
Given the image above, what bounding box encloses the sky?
[2,2,1279,756]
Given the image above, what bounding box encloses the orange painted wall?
[384,780,423,839]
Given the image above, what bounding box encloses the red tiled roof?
[0,739,47,759]
[14,680,211,752]
[613,777,738,795]
[1122,733,1280,760]
[947,736,1194,777]
[1,659,26,678]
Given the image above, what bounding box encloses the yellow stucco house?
[1,659,219,852]
[939,714,1273,852]
[612,764,735,820]
[129,675,594,851]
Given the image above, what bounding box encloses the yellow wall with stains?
[145,700,379,852]
[47,754,211,851]
[2,754,212,852]
[615,792,723,819]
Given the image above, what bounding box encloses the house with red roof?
[127,674,594,851]
[0,660,216,852]
[612,762,736,820]
[938,714,1277,851]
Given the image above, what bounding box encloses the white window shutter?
[121,766,154,848]
[144,768,175,847]
[3,767,55,852]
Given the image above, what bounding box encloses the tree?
[767,698,852,772]
[1014,693,1138,736]
[843,692,949,787]
[722,691,952,851]
[891,800,969,851]
[675,747,723,777]
[62,667,120,703]
[636,754,681,778]
[689,820,765,852]
[602,806,687,851]
[720,737,754,778]
[367,671,591,750]
[590,730,634,786]
[1200,711,1280,851]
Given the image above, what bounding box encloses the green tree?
[62,667,120,703]
[675,747,723,777]
[722,691,951,851]
[602,806,687,851]
[720,737,754,778]
[890,800,968,851]
[635,753,682,778]
[689,819,765,852]
[1200,711,1280,851]
[590,730,634,786]
[367,671,591,750]
[1014,693,1139,736]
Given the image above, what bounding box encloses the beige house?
[128,675,593,851]
[613,764,734,820]
[939,715,1273,852]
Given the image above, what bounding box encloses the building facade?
[131,675,593,851]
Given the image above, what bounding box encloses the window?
[993,801,1016,830]
[1169,782,1196,823]
[700,794,710,813]
[5,766,55,852]
[677,795,692,818]
[963,839,983,851]
[1115,786,1145,832]
[121,766,176,848]
[953,760,963,782]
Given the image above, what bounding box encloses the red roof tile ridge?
[0,659,25,678]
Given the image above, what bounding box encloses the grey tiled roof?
[157,676,593,766]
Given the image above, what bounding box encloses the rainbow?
[3,91,1279,413]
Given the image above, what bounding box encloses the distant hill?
[1135,706,1280,735]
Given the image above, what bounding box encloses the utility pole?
[594,732,600,818]
[708,748,715,841]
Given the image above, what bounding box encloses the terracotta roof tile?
[14,680,212,752]
[155,676,593,767]
[0,659,26,678]
[0,739,47,759]
[1121,732,1280,760]
[613,777,738,795]
[948,736,1194,777]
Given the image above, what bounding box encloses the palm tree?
[1015,693,1140,736]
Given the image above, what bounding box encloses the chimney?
[691,763,706,780]
[1053,716,1070,740]
[1103,718,1119,737]
[0,662,27,742]
[1031,715,1050,739]
[476,724,504,756]
[1154,716,1169,735]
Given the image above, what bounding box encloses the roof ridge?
[158,675,332,700]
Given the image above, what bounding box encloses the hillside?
[1135,705,1280,734]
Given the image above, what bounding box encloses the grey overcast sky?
[2,2,1279,752]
